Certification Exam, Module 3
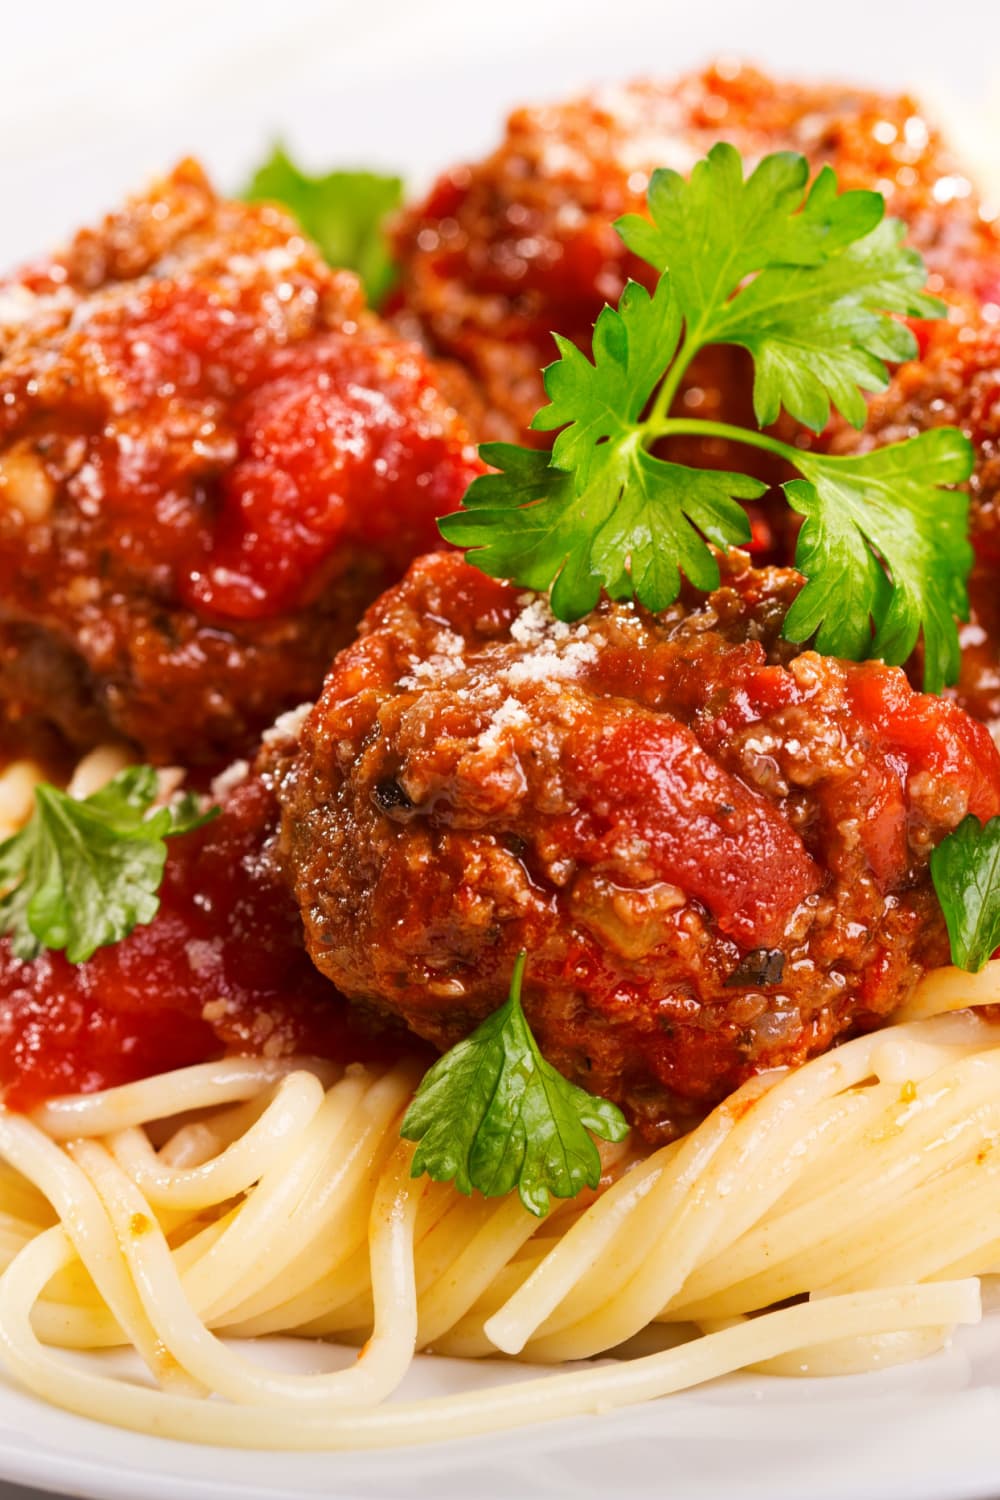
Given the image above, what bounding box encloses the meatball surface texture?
[0,160,483,764]
[394,62,1000,443]
[275,550,1000,1140]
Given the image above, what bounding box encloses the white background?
[1,0,1000,1496]
[2,0,999,268]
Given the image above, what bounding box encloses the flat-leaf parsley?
[400,952,629,1217]
[0,768,218,964]
[244,146,403,304]
[440,144,973,692]
[930,816,1000,973]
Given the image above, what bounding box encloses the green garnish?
[440,144,974,693]
[244,145,403,305]
[400,952,629,1216]
[930,816,1000,973]
[0,768,218,964]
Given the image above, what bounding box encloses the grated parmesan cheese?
[477,696,532,751]
[261,702,313,749]
[210,758,251,801]
[503,640,597,685]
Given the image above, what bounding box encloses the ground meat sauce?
[273,550,1000,1143]
[824,317,1000,738]
[393,62,1000,452]
[0,159,483,765]
[0,771,403,1110]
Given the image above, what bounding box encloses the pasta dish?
[1,61,1000,1450]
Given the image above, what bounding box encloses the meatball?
[825,317,1000,736]
[394,61,1000,445]
[0,159,483,765]
[0,768,401,1109]
[273,549,1000,1142]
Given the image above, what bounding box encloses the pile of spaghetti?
[0,965,994,1448]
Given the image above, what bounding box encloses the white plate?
[4,1,1000,1496]
[6,1321,1000,1500]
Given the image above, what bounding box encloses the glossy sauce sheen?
[0,776,399,1108]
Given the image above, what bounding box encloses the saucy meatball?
[0,159,483,765]
[394,62,1000,443]
[273,549,1000,1142]
[825,317,1000,737]
[0,768,400,1109]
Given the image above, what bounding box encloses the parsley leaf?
[714,217,939,431]
[532,276,681,476]
[784,429,974,693]
[616,146,941,432]
[400,952,629,1216]
[930,816,1000,972]
[244,145,403,305]
[441,146,970,689]
[440,440,762,617]
[616,150,880,323]
[0,768,218,964]
[589,450,760,608]
[439,444,610,618]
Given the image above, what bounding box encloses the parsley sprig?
[930,816,1000,972]
[400,951,629,1216]
[244,146,403,305]
[0,767,218,964]
[440,144,974,693]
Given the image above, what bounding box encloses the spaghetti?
[0,966,996,1447]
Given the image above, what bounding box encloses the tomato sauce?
[0,775,404,1109]
[181,335,474,620]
